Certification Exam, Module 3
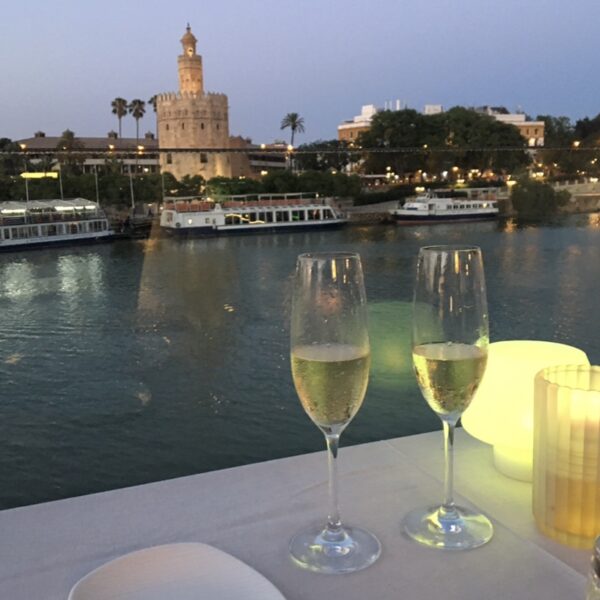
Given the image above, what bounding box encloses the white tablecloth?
[0,431,589,599]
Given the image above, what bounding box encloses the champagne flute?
[402,245,493,550]
[289,252,381,574]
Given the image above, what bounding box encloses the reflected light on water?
[1,261,36,300]
[588,213,600,228]
[58,254,104,297]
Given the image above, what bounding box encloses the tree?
[56,129,84,175]
[280,112,305,146]
[511,177,570,217]
[574,113,600,143]
[358,109,431,175]
[148,95,158,113]
[0,138,24,176]
[128,99,146,142]
[176,174,205,197]
[294,139,351,172]
[205,176,262,197]
[536,115,581,178]
[111,98,128,137]
[358,107,529,178]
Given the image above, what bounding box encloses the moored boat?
[0,199,113,250]
[390,188,500,223]
[160,193,347,236]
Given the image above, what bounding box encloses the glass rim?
[419,245,481,254]
[297,251,360,261]
[536,364,600,392]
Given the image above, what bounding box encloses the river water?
[0,215,599,508]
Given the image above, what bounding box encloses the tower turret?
[178,24,203,95]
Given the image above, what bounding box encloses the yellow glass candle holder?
[533,365,600,548]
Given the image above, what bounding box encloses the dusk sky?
[2,0,599,144]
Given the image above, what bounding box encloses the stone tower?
[157,24,231,182]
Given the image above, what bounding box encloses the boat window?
[323,209,334,220]
[276,211,289,223]
[225,214,238,225]
[3,228,10,240]
[30,226,39,237]
[460,205,465,209]
[307,210,319,221]
[266,211,273,223]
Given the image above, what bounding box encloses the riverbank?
[345,194,600,223]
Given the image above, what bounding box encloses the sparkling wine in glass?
[402,245,494,550]
[289,252,381,574]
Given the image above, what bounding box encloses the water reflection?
[58,253,105,297]
[1,260,37,300]
[587,213,600,228]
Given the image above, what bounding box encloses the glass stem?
[441,419,457,517]
[325,433,343,537]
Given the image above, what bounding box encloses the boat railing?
[164,198,331,212]
[214,192,324,203]
[0,211,104,226]
[164,201,214,213]
[222,199,324,209]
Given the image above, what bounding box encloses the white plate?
[68,542,286,600]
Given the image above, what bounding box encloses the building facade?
[16,130,160,174]
[476,106,545,147]
[156,25,233,180]
[337,105,380,142]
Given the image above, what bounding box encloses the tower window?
[200,153,208,163]
[216,124,220,130]
[201,123,204,130]
[166,124,170,131]
[182,122,185,130]
[166,153,172,164]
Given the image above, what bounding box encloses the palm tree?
[111,98,128,137]
[280,112,305,146]
[148,95,158,112]
[128,99,146,143]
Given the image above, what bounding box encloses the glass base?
[403,504,493,550]
[290,524,381,574]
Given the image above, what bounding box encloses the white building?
[477,106,545,147]
[424,104,444,115]
[337,104,380,142]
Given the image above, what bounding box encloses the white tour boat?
[160,193,347,236]
[0,199,113,250]
[390,188,500,223]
